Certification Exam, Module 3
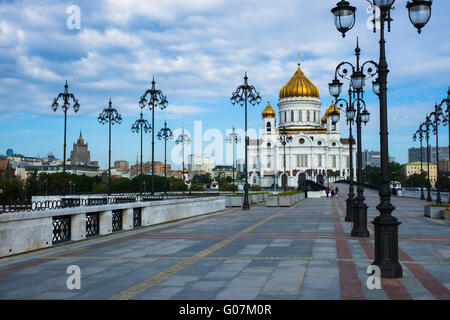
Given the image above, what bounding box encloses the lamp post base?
[243,183,250,210]
[351,199,370,237]
[345,196,354,222]
[372,215,402,278]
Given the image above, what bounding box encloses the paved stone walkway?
[0,183,449,300]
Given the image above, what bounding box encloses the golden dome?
[321,101,340,123]
[279,62,320,99]
[262,100,276,118]
[182,168,189,174]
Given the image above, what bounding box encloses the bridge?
[0,184,449,300]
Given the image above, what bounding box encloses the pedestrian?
[335,187,339,197]
[325,187,329,198]
[331,188,335,198]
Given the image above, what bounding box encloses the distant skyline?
[1,1,449,169]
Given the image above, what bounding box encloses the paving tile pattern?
[0,184,449,300]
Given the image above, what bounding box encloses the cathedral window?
[299,110,302,121]
[307,111,310,122]
[291,110,294,122]
[332,155,337,168]
[318,154,322,167]
[313,111,316,122]
[266,122,271,132]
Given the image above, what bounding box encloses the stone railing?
[0,196,225,258]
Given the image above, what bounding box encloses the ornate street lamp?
[331,0,433,279]
[329,38,377,237]
[175,128,191,181]
[98,98,122,196]
[413,125,426,200]
[226,127,242,193]
[131,110,151,195]
[231,72,261,210]
[157,121,173,197]
[51,81,80,196]
[430,103,446,204]
[278,129,293,192]
[139,77,168,195]
[424,116,432,202]
[330,82,357,222]
[439,88,450,203]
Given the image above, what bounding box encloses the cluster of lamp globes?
[328,73,371,126]
[331,0,433,37]
[328,0,434,126]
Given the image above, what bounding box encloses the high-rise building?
[408,147,449,164]
[187,154,215,173]
[362,150,395,168]
[70,131,91,164]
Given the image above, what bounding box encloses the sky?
[0,0,449,170]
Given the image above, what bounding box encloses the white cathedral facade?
[247,61,356,189]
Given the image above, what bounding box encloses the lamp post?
[413,125,426,200]
[157,121,173,197]
[139,77,168,195]
[331,83,357,221]
[278,129,293,192]
[131,110,151,196]
[424,116,433,202]
[430,103,446,204]
[331,0,433,279]
[175,128,191,182]
[438,88,450,203]
[98,98,122,196]
[230,73,261,210]
[51,81,80,196]
[226,127,242,193]
[329,39,376,237]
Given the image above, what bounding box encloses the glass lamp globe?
[351,71,365,90]
[372,78,380,96]
[330,110,340,124]
[361,109,370,124]
[373,0,395,8]
[406,0,433,34]
[331,1,356,38]
[346,107,356,121]
[329,79,343,98]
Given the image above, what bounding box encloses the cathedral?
[247,60,356,189]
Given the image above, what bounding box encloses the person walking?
[335,187,339,198]
[331,188,335,198]
[325,187,329,198]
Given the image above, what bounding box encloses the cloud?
[164,105,214,119]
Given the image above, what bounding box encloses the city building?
[247,60,356,189]
[25,163,100,177]
[187,154,215,173]
[130,161,172,177]
[0,159,15,180]
[362,150,395,168]
[114,160,130,173]
[438,159,449,172]
[402,161,437,187]
[211,165,236,180]
[408,147,449,164]
[70,131,91,164]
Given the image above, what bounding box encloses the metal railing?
[52,216,71,244]
[0,192,221,214]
